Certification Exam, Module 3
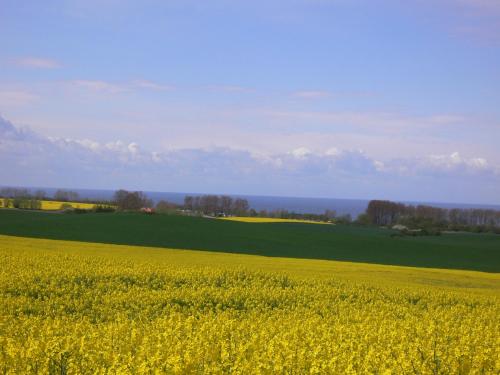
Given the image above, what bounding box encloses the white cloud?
[127,142,139,155]
[373,160,385,172]
[0,116,39,140]
[14,57,61,69]
[425,152,490,172]
[1,116,499,202]
[290,147,312,159]
[75,139,100,151]
[0,116,21,138]
[151,151,162,163]
[325,147,341,157]
[378,151,498,179]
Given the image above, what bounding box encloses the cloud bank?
[1,116,499,203]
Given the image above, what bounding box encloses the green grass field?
[1,210,498,272]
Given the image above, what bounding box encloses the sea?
[10,186,500,219]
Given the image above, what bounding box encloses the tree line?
[6,186,496,233]
[365,200,500,232]
[0,187,110,211]
[183,195,342,222]
[1,187,47,199]
[183,195,250,216]
[251,209,342,222]
[0,197,42,210]
[0,187,344,222]
[114,190,154,211]
[0,187,110,203]
[0,187,46,209]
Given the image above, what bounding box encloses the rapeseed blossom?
[0,235,498,374]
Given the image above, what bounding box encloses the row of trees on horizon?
[0,187,93,203]
[0,187,83,209]
[183,195,249,216]
[2,187,500,231]
[114,190,342,221]
[365,200,500,230]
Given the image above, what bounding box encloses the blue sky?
[1,0,499,203]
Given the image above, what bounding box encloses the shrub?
[155,200,177,213]
[59,203,73,211]
[11,199,41,210]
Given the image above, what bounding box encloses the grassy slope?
[0,210,499,272]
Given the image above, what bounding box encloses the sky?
[1,0,499,204]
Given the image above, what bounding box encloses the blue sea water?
[12,186,500,219]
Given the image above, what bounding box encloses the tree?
[356,213,371,225]
[192,196,201,212]
[363,199,500,231]
[324,210,336,220]
[200,195,219,215]
[219,195,233,215]
[12,198,22,209]
[54,190,79,202]
[232,198,249,216]
[34,190,47,199]
[29,199,42,210]
[366,200,406,226]
[54,190,66,201]
[60,203,73,210]
[114,190,152,210]
[336,214,352,224]
[183,195,251,217]
[156,200,177,213]
[184,196,194,211]
[11,198,41,210]
[0,187,30,198]
[114,190,129,205]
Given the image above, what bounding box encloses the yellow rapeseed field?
[0,199,96,210]
[40,200,96,210]
[219,216,331,224]
[0,234,498,374]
